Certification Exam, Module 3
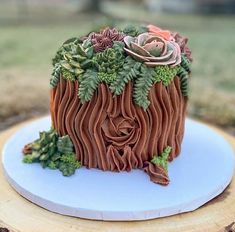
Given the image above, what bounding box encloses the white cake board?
[1,116,235,221]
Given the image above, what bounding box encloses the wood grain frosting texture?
[50,76,187,184]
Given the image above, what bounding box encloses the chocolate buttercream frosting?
[144,161,170,185]
[50,76,187,184]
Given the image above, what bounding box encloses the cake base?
[1,116,235,221]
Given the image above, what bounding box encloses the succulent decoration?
[151,146,172,171]
[22,129,81,176]
[123,33,181,67]
[50,24,192,109]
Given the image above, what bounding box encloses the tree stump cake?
[23,24,192,185]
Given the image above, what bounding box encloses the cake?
[22,24,192,185]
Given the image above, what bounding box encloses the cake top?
[50,24,192,110]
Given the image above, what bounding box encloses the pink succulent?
[173,32,192,62]
[124,33,181,67]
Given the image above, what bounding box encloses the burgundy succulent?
[173,32,192,62]
[88,28,125,53]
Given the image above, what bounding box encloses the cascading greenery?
[22,129,81,176]
[133,65,156,110]
[78,69,99,103]
[151,146,172,171]
[177,55,191,97]
[50,25,192,110]
[110,57,141,95]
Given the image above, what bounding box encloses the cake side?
[23,24,192,186]
[50,77,187,169]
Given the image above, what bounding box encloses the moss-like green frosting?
[151,146,172,171]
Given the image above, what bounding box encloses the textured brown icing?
[50,77,187,184]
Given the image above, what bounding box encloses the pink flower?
[147,24,174,41]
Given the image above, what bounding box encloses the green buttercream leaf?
[23,155,34,164]
[110,57,141,95]
[57,135,74,154]
[177,66,189,97]
[122,25,148,37]
[78,69,99,103]
[133,64,155,110]
[50,64,61,88]
[181,54,191,73]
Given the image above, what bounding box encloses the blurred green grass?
[0,2,235,133]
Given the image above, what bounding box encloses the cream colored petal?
[130,42,152,57]
[145,59,176,67]
[124,36,135,48]
[146,50,173,62]
[124,48,150,62]
[137,33,150,46]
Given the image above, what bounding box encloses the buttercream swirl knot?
[101,115,140,149]
[143,161,170,186]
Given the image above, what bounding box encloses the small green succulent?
[22,129,81,177]
[93,42,125,84]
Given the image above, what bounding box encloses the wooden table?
[0,119,235,232]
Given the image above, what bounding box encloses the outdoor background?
[0,0,235,134]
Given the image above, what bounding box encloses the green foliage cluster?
[50,38,94,86]
[78,69,99,103]
[181,54,191,73]
[50,64,61,88]
[177,55,191,97]
[78,41,125,102]
[110,56,141,95]
[177,67,189,97]
[50,26,192,109]
[154,65,179,86]
[151,146,172,171]
[22,129,81,176]
[122,25,148,37]
[93,42,125,84]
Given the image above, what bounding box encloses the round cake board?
[1,116,235,222]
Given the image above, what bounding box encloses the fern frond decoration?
[151,146,172,171]
[78,69,99,103]
[154,65,179,86]
[110,57,141,95]
[133,65,155,110]
[177,66,189,97]
[181,54,191,73]
[50,64,61,88]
